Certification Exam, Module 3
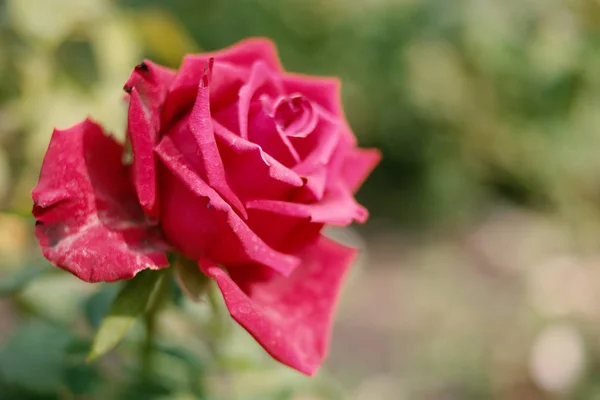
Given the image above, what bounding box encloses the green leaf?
[83,284,120,331]
[173,256,209,302]
[154,343,206,398]
[0,262,48,296]
[86,269,167,362]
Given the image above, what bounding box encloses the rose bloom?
[32,38,380,375]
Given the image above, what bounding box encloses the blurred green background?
[2,0,600,398]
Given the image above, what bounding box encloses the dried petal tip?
[135,61,149,72]
[123,85,133,94]
[200,58,214,88]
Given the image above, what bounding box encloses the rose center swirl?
[269,94,318,138]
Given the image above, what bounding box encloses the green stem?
[206,280,232,363]
[207,282,223,323]
[139,268,171,382]
[141,311,155,382]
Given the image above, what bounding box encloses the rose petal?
[163,60,250,127]
[342,147,382,193]
[199,235,357,375]
[127,89,160,217]
[246,207,322,253]
[247,181,368,226]
[32,119,169,282]
[156,135,299,276]
[229,61,300,166]
[238,61,283,139]
[212,120,304,201]
[281,75,341,116]
[288,110,342,201]
[123,60,176,121]
[294,164,327,202]
[246,105,300,167]
[271,94,318,139]
[192,38,283,73]
[168,62,247,219]
[291,109,341,167]
[163,37,282,126]
[124,61,175,218]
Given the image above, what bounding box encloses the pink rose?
[32,38,380,375]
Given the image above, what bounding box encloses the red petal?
[237,61,283,139]
[163,59,250,127]
[127,89,160,217]
[214,61,300,166]
[191,38,283,73]
[200,235,357,375]
[342,147,382,193]
[163,37,282,126]
[291,110,341,168]
[155,136,299,276]
[212,120,304,201]
[168,63,247,219]
[294,164,327,202]
[247,181,368,226]
[32,119,169,282]
[123,60,176,115]
[125,61,176,218]
[281,75,341,116]
[246,207,322,253]
[246,106,301,167]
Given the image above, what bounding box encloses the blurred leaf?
[63,338,102,396]
[0,262,47,296]
[84,283,120,331]
[154,343,206,398]
[117,379,172,400]
[174,256,209,303]
[170,274,185,306]
[64,361,101,396]
[131,9,198,66]
[87,269,167,361]
[0,320,71,393]
[55,38,99,89]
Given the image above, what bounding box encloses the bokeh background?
[2,0,600,398]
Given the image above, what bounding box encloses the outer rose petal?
[342,147,382,193]
[200,235,357,375]
[187,38,283,74]
[156,136,300,276]
[125,61,176,217]
[124,60,176,115]
[127,89,160,217]
[32,119,169,282]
